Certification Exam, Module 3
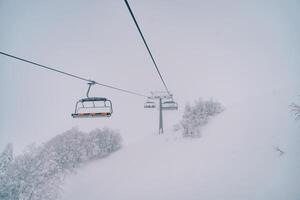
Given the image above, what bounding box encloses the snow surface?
[60,92,300,200]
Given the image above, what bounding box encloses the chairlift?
[162,99,178,110]
[144,98,156,108]
[72,81,113,118]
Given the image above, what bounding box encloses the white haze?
[0,0,299,198]
[59,93,300,200]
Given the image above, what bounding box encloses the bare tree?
[273,146,285,156]
[290,103,300,121]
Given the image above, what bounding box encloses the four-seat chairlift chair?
[72,81,113,118]
[162,97,178,110]
[144,97,156,108]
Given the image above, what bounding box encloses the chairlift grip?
[86,81,96,98]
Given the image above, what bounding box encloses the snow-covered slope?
[59,93,300,200]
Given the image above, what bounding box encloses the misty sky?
[0,0,300,153]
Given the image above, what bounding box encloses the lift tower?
[144,91,178,134]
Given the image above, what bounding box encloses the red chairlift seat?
[72,112,111,118]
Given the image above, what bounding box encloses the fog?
[0,0,299,154]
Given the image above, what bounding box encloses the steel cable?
[0,51,148,97]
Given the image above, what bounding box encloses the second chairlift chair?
[161,97,178,110]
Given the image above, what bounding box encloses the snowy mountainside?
[60,93,300,200]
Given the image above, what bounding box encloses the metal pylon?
[159,98,163,134]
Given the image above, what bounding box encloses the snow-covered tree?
[178,99,224,137]
[0,143,14,200]
[44,128,88,171]
[85,128,122,159]
[0,143,13,175]
[0,127,122,200]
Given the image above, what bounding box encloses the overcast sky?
[0,0,299,153]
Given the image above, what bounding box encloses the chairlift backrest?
[79,97,108,102]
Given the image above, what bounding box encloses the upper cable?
[124,0,170,94]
